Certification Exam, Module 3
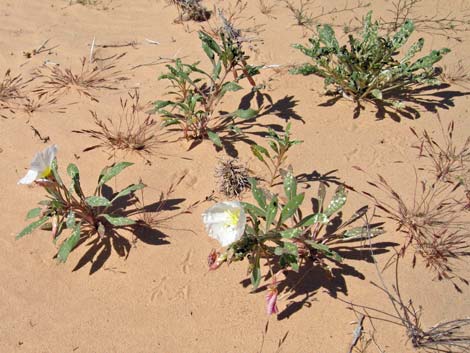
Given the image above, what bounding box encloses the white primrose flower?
[18,145,58,185]
[202,201,246,247]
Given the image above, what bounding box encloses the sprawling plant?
[154,30,260,147]
[17,145,145,263]
[291,11,450,110]
[203,172,383,314]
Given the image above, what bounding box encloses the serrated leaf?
[207,130,222,148]
[57,223,81,263]
[98,162,133,187]
[111,183,145,202]
[16,216,49,239]
[26,207,41,220]
[86,196,111,207]
[102,214,135,226]
[280,193,304,224]
[280,228,302,239]
[324,185,347,217]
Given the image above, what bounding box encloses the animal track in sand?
[180,249,193,274]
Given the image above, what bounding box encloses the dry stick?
[89,36,96,64]
[145,38,161,45]
[94,41,139,48]
[348,314,365,353]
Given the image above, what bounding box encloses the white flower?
[18,145,58,185]
[202,201,246,247]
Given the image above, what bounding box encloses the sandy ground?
[1,0,469,352]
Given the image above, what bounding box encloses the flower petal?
[43,144,58,166]
[18,169,39,185]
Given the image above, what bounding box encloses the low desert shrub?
[291,11,450,113]
[154,30,260,147]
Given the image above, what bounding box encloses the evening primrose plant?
[291,11,450,113]
[154,30,260,148]
[202,172,383,315]
[17,145,145,263]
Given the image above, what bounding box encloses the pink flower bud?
[51,216,58,238]
[266,278,279,316]
[207,249,227,271]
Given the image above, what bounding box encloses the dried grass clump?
[411,117,470,184]
[439,60,470,89]
[215,158,250,198]
[360,170,469,291]
[0,69,29,117]
[73,91,162,161]
[169,0,211,22]
[33,54,127,102]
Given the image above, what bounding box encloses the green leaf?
[98,162,133,187]
[280,193,304,224]
[221,81,243,95]
[57,223,81,263]
[283,172,297,200]
[86,196,111,207]
[279,253,299,271]
[212,60,222,80]
[305,240,342,262]
[343,226,385,240]
[154,100,173,111]
[111,183,146,202]
[50,159,64,187]
[251,144,270,162]
[324,185,347,217]
[16,216,49,239]
[370,89,383,100]
[67,163,85,199]
[274,242,298,256]
[241,202,265,218]
[249,178,267,210]
[392,20,414,49]
[280,228,302,239]
[250,253,261,290]
[265,196,278,231]
[26,207,41,220]
[207,130,222,148]
[66,211,76,229]
[231,108,258,120]
[296,213,329,227]
[318,24,339,51]
[102,214,135,227]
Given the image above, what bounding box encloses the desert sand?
[1,0,469,352]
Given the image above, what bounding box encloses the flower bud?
[207,249,227,271]
[266,277,279,316]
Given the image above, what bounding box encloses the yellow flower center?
[225,209,240,227]
[39,166,52,179]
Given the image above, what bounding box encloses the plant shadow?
[319,84,470,121]
[71,185,187,275]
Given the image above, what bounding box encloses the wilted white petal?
[18,145,58,185]
[202,201,246,247]
[18,170,39,185]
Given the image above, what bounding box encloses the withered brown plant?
[439,60,470,89]
[168,0,211,22]
[215,158,250,198]
[360,169,469,291]
[346,254,470,352]
[0,69,29,117]
[33,54,127,102]
[411,117,470,184]
[73,90,162,161]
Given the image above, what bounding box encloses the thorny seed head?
[215,158,250,198]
